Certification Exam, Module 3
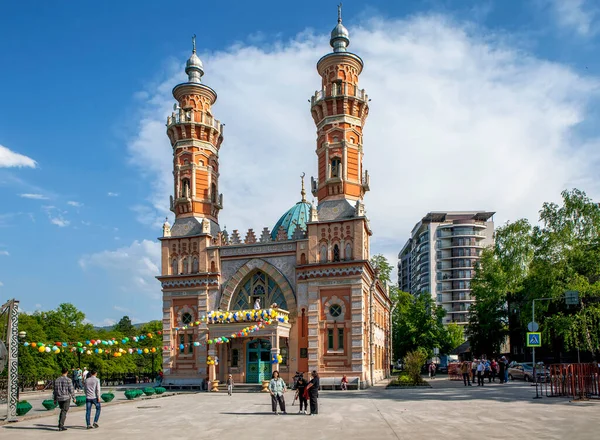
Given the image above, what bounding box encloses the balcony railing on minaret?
[310,85,368,107]
[166,109,224,134]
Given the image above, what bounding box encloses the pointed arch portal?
[219,259,296,312]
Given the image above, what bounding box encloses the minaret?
[166,35,224,233]
[310,4,370,205]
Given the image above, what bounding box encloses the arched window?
[181,178,190,198]
[333,244,340,262]
[192,257,199,274]
[320,244,328,263]
[210,261,216,272]
[331,158,341,178]
[171,258,178,275]
[231,270,288,310]
[182,257,189,274]
[300,253,307,265]
[345,242,352,261]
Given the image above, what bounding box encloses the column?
[271,328,280,371]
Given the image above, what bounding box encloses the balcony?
[166,109,224,133]
[311,85,368,107]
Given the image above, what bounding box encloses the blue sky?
[1,0,599,325]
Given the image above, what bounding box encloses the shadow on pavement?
[3,423,87,431]
[320,380,599,407]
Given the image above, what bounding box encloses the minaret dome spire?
[330,3,349,52]
[185,34,204,83]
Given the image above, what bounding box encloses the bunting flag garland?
[173,308,289,331]
[166,319,276,351]
[24,308,288,356]
[23,331,163,356]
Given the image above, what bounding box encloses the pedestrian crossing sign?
[527,332,541,347]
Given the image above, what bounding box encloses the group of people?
[53,367,102,431]
[460,356,510,386]
[226,370,322,415]
[270,370,320,415]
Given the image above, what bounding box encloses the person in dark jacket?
[53,367,76,431]
[498,358,506,384]
[305,370,320,415]
[295,375,308,414]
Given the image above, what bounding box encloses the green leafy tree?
[114,316,135,336]
[392,290,449,358]
[466,219,533,357]
[446,323,465,351]
[370,254,394,286]
[526,189,600,355]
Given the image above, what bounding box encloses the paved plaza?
[2,379,599,440]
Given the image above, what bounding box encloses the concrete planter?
[42,399,58,410]
[143,387,155,396]
[261,380,270,392]
[75,395,87,407]
[154,387,166,395]
[210,380,220,392]
[16,401,33,416]
[124,390,138,400]
[101,393,115,403]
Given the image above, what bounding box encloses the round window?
[181,312,193,325]
[329,304,342,318]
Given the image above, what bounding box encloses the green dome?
[271,200,311,240]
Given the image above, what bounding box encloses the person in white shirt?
[476,360,485,386]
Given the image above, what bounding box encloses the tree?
[526,189,600,356]
[466,219,533,357]
[370,254,393,286]
[392,290,450,358]
[114,316,135,336]
[446,323,464,351]
[466,249,509,357]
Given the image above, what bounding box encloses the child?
[227,374,234,396]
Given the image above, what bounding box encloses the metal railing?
[544,363,600,400]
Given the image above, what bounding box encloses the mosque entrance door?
[246,339,271,383]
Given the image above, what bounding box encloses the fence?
[544,363,600,400]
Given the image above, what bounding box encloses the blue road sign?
[527,332,541,347]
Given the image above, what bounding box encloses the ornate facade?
[158,8,391,387]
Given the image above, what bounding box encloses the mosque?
[157,7,391,388]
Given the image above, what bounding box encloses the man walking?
[53,367,75,431]
[84,370,101,429]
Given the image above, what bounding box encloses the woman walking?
[269,371,287,415]
[305,370,320,415]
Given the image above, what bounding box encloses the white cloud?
[0,281,4,287]
[19,193,48,200]
[42,206,70,227]
[0,144,36,168]
[107,192,119,197]
[118,14,600,277]
[549,0,598,36]
[0,250,9,256]
[67,201,83,207]
[79,240,161,298]
[113,305,130,313]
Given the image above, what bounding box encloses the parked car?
[508,363,549,382]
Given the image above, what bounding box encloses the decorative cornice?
[297,265,363,280]
[159,277,219,289]
[220,242,296,257]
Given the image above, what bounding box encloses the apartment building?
[398,212,495,325]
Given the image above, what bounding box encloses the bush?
[403,349,428,384]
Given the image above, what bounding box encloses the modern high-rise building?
[398,212,495,325]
